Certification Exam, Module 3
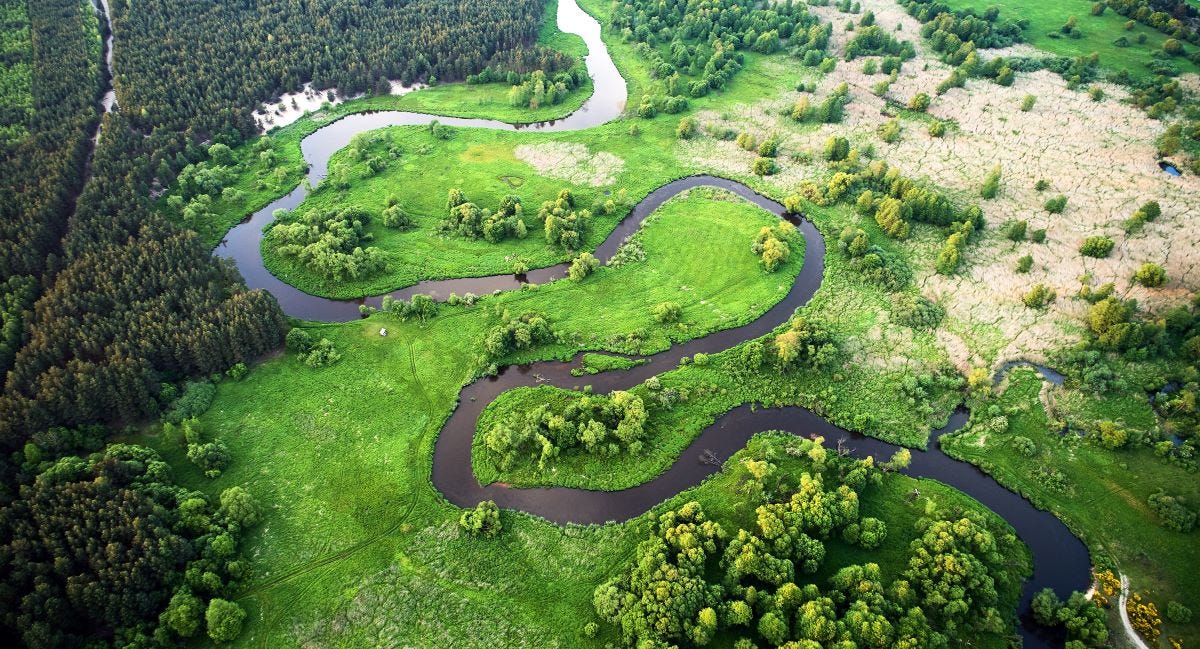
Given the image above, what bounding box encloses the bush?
[569,252,599,281]
[907,92,930,111]
[1023,284,1056,309]
[206,599,246,643]
[1001,219,1026,241]
[878,118,901,143]
[1044,195,1068,214]
[892,293,944,329]
[381,204,413,228]
[459,500,502,537]
[1030,228,1046,243]
[1079,236,1114,258]
[303,338,341,367]
[928,121,946,137]
[1021,94,1037,111]
[285,327,313,354]
[1035,179,1050,191]
[676,116,697,139]
[1147,491,1196,532]
[751,157,778,176]
[1167,601,1193,624]
[1016,254,1033,273]
[751,223,794,271]
[981,166,1002,199]
[653,301,682,323]
[1133,262,1166,287]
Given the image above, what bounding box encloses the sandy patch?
[514,142,624,186]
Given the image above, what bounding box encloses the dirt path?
[1118,574,1154,649]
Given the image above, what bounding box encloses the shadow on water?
[211,1,1090,644]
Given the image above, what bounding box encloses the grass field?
[942,368,1200,643]
[943,0,1200,78]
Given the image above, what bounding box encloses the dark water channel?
[211,1,1090,644]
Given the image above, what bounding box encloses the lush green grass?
[0,0,31,142]
[571,352,647,375]
[942,368,1200,644]
[944,0,1200,78]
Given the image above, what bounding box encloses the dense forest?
[0,0,555,645]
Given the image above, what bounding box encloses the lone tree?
[459,500,502,538]
[206,599,246,643]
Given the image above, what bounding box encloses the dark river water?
[212,1,1090,644]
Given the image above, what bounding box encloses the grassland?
[944,0,1200,78]
[0,0,31,142]
[942,367,1200,643]
[135,0,1200,645]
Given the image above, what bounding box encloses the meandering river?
[215,1,1089,644]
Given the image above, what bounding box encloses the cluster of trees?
[1103,0,1200,46]
[466,44,578,86]
[901,0,1025,64]
[484,389,648,470]
[836,224,908,292]
[791,83,851,124]
[506,68,586,109]
[614,0,825,104]
[0,445,259,646]
[458,500,502,538]
[844,25,917,61]
[751,223,797,272]
[592,437,1025,648]
[270,206,387,281]
[286,328,342,368]
[1031,588,1110,647]
[539,189,591,250]
[1147,489,1197,531]
[444,189,529,242]
[483,310,556,358]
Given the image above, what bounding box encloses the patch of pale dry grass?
[676,0,1199,371]
[514,142,624,186]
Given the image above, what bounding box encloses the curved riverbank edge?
[211,2,1090,645]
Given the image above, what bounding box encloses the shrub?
[1079,236,1114,258]
[907,92,930,111]
[653,301,682,323]
[1030,228,1046,243]
[381,204,413,228]
[1001,219,1026,241]
[1023,284,1056,309]
[751,157,778,176]
[569,252,600,281]
[1167,601,1193,624]
[1035,179,1050,191]
[303,338,341,367]
[892,293,944,329]
[1016,255,1033,273]
[1147,491,1196,532]
[928,121,946,137]
[757,135,780,158]
[285,328,313,354]
[676,116,697,139]
[822,135,850,161]
[1133,263,1166,287]
[981,165,1002,199]
[1044,195,1068,213]
[1012,436,1037,457]
[459,500,502,537]
[1021,94,1037,111]
[878,118,901,143]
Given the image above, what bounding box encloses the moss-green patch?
[573,352,647,375]
[943,0,1200,79]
